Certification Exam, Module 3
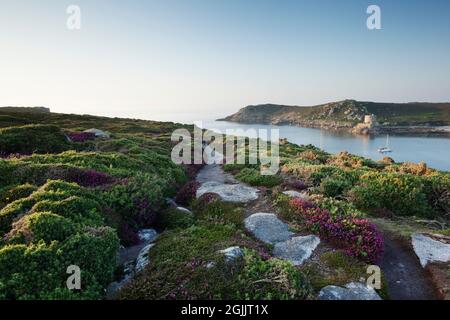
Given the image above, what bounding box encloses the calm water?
[149,113,450,172]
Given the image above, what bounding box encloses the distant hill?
[220,100,450,127]
[0,106,50,114]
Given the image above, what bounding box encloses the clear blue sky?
[1,0,450,118]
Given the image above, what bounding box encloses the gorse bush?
[0,124,70,156]
[0,184,37,209]
[59,227,119,287]
[235,168,282,187]
[313,196,363,218]
[319,177,352,198]
[326,151,383,169]
[30,196,104,226]
[6,212,77,244]
[290,198,383,263]
[0,226,119,300]
[349,172,435,218]
[0,181,104,235]
[0,242,63,300]
[0,197,35,235]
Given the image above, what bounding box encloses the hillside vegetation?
[0,108,448,300]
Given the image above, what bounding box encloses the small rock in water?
[273,235,320,266]
[123,261,135,279]
[244,213,293,244]
[138,229,158,244]
[411,233,450,268]
[282,190,309,200]
[318,282,382,300]
[197,181,259,203]
[219,246,244,262]
[135,243,155,272]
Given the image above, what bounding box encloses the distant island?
[219,100,450,136]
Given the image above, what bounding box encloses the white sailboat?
[378,134,392,153]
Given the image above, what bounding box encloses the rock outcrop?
[138,229,158,243]
[318,282,382,300]
[84,128,111,139]
[197,181,259,203]
[273,235,320,266]
[282,190,310,200]
[219,246,244,262]
[411,233,450,268]
[244,213,293,244]
[135,243,155,272]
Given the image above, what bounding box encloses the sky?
[1,0,450,119]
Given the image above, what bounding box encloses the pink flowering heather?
[118,222,140,246]
[176,180,201,205]
[134,198,157,227]
[67,168,116,187]
[184,164,205,179]
[290,198,383,263]
[288,180,308,191]
[67,131,96,143]
[196,192,221,206]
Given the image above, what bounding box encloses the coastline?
[217,118,450,137]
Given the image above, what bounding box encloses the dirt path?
[379,232,439,300]
[196,164,238,184]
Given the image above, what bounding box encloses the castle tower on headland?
[363,114,377,128]
[351,114,378,135]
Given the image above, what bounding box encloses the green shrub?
[320,177,352,198]
[158,208,195,230]
[0,242,62,300]
[0,197,35,234]
[0,184,37,209]
[59,227,119,287]
[118,224,312,300]
[349,172,435,217]
[233,249,312,300]
[103,173,171,223]
[31,196,103,226]
[0,124,69,155]
[235,168,282,187]
[193,200,245,226]
[223,163,258,173]
[422,174,450,218]
[7,212,77,244]
[314,196,363,218]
